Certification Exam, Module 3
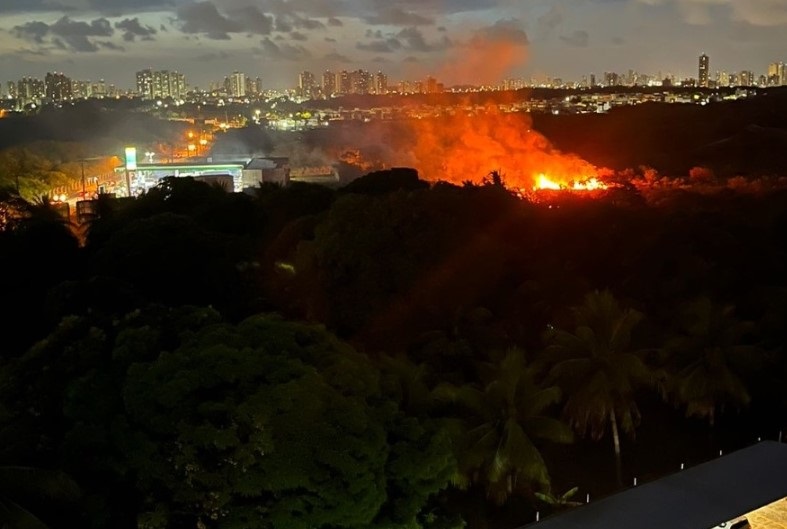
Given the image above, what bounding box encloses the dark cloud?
[396,27,452,52]
[560,30,590,47]
[176,2,274,39]
[327,17,343,26]
[231,6,274,35]
[256,37,311,61]
[12,21,51,44]
[356,37,403,53]
[176,2,241,39]
[0,0,72,14]
[290,31,308,41]
[98,40,125,50]
[473,18,529,46]
[195,50,230,61]
[13,16,115,52]
[85,0,175,13]
[323,52,352,63]
[115,17,157,41]
[364,7,434,26]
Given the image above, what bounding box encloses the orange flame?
[533,173,608,192]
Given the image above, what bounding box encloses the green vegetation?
[1,170,786,529]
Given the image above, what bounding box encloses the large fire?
[534,173,607,192]
[322,106,607,192]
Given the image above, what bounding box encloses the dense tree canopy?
[1,165,787,529]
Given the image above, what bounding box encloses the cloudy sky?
[0,0,786,89]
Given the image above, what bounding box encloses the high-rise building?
[718,71,730,87]
[93,79,107,98]
[136,69,153,99]
[226,71,246,98]
[6,81,17,99]
[426,76,441,94]
[768,62,786,86]
[136,69,185,99]
[350,69,372,95]
[374,71,388,95]
[45,72,72,102]
[338,70,352,95]
[736,71,753,86]
[698,53,710,88]
[16,77,45,106]
[299,71,316,98]
[322,70,336,97]
[71,79,93,99]
[246,76,263,96]
[604,72,619,87]
[152,70,168,98]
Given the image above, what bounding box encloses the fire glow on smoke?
[397,108,606,191]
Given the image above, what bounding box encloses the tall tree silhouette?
[543,290,652,486]
[436,349,572,503]
[663,297,759,426]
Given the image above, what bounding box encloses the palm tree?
[542,290,653,486]
[435,349,573,504]
[663,297,759,426]
[535,486,583,510]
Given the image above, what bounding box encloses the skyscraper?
[227,71,246,97]
[136,69,153,99]
[374,72,388,95]
[739,70,754,87]
[322,70,336,97]
[768,62,786,86]
[338,70,352,95]
[299,71,316,98]
[45,72,72,102]
[698,53,710,88]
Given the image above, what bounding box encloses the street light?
[145,151,155,163]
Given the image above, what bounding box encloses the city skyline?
[1,0,787,89]
[5,56,787,106]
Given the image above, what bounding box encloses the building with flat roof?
[525,441,787,529]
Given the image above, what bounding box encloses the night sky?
[1,0,786,88]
